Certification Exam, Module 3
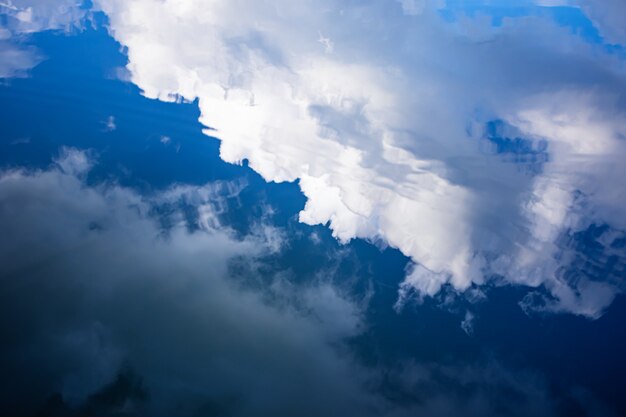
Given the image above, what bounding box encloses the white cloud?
[461,310,475,335]
[0,0,87,78]
[0,40,41,78]
[1,0,86,34]
[54,146,94,176]
[317,31,334,54]
[94,0,626,317]
[0,150,615,416]
[396,0,426,16]
[103,115,116,131]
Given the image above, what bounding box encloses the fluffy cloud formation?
[94,0,626,317]
[0,0,86,78]
[1,149,587,417]
[0,149,374,416]
[2,150,611,416]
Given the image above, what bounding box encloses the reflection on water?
[1,3,626,417]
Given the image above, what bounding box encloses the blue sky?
[1,1,626,416]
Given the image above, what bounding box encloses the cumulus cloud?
[0,149,376,416]
[93,0,626,317]
[0,150,615,416]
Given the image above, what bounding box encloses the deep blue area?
[1,22,626,416]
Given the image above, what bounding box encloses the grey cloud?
[0,151,377,417]
[0,150,605,417]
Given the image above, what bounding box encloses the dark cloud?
[35,368,147,417]
[0,151,615,417]
[0,151,374,416]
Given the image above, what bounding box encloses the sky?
[0,1,625,416]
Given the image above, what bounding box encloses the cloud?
[0,35,41,78]
[461,310,475,336]
[383,360,558,417]
[54,146,94,175]
[0,0,87,78]
[93,0,626,318]
[0,149,378,416]
[103,115,116,132]
[574,0,626,46]
[1,0,87,34]
[0,150,615,416]
[396,0,427,16]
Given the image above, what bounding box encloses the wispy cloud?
[0,0,87,79]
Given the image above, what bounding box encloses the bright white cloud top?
[80,0,626,317]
